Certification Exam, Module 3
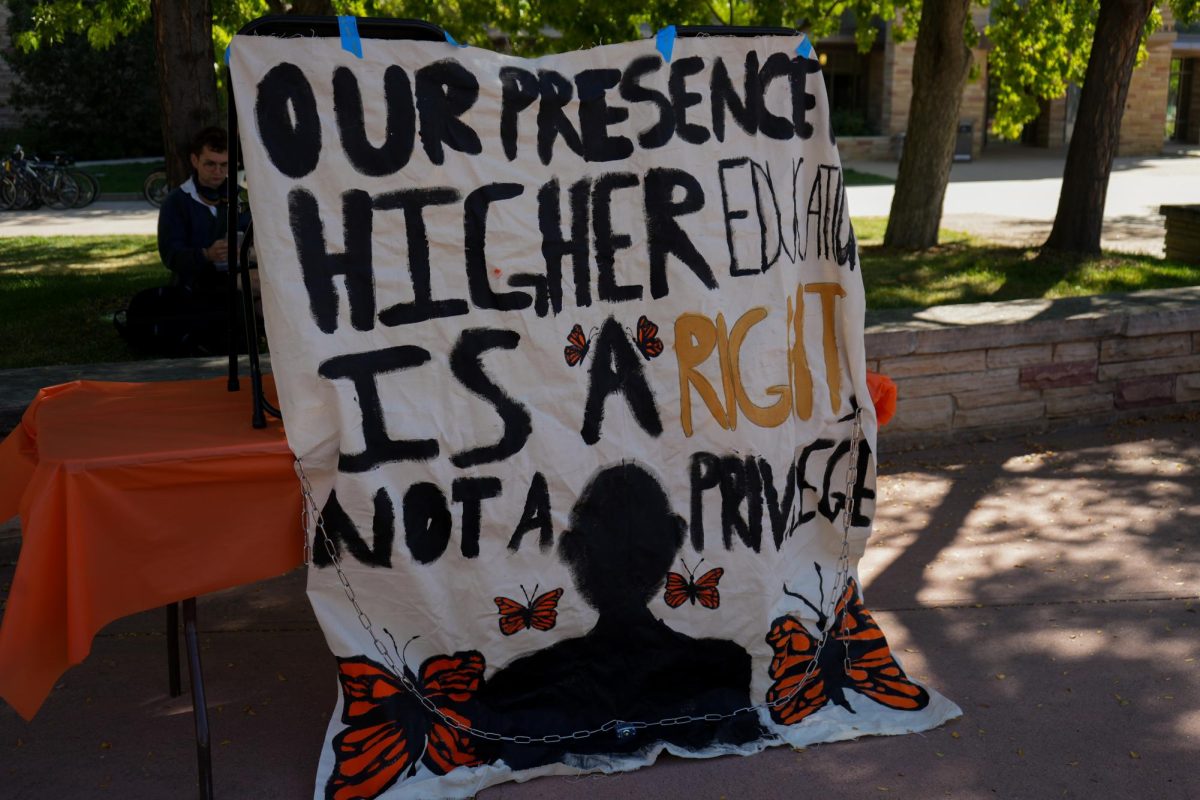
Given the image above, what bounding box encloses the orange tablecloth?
[0,377,301,720]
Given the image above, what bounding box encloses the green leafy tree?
[1045,0,1197,255]
[987,0,1198,255]
[883,0,976,249]
[3,0,161,159]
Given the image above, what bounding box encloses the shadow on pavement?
[2,414,1197,799]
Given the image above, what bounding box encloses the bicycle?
[143,168,169,207]
[4,146,80,210]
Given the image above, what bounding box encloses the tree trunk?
[152,0,220,186]
[1043,0,1154,255]
[882,0,974,250]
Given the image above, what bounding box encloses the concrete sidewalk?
[2,393,1197,798]
[841,146,1200,257]
[4,148,1197,257]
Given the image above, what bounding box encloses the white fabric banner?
[231,30,958,800]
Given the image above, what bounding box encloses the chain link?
[295,407,866,745]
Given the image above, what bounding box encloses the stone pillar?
[880,35,916,145]
[1118,28,1177,156]
[960,47,989,157]
[1187,57,1200,144]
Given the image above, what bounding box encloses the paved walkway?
[3,147,1196,256]
[842,145,1200,256]
[2,411,1197,798]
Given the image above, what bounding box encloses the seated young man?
[153,126,252,354]
[158,126,237,293]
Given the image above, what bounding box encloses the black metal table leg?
[166,603,181,697]
[182,598,214,800]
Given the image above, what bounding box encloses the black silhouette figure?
[477,462,764,769]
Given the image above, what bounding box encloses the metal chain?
[295,406,866,744]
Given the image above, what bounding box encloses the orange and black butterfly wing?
[635,315,664,360]
[764,616,828,725]
[564,324,589,366]
[692,567,724,609]
[494,596,531,636]
[663,571,691,608]
[836,579,930,712]
[418,651,487,775]
[527,588,564,631]
[326,656,423,800]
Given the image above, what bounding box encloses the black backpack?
[114,285,240,357]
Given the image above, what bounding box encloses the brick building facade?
[825,9,1199,160]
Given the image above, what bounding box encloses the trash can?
[891,132,905,162]
[954,122,973,162]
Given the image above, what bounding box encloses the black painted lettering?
[537,70,584,165]
[452,476,502,558]
[538,178,591,312]
[499,66,539,161]
[375,188,470,326]
[619,54,674,149]
[319,346,438,473]
[581,317,663,445]
[689,451,721,551]
[759,456,797,550]
[255,62,322,178]
[290,188,376,334]
[333,65,415,176]
[789,55,820,141]
[669,56,710,145]
[575,68,633,162]
[415,60,482,165]
[593,172,642,303]
[507,472,553,552]
[464,183,533,311]
[312,488,394,567]
[757,53,795,140]
[643,167,715,298]
[404,482,452,564]
[710,53,760,141]
[448,328,532,468]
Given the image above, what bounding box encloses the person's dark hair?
[190,126,228,156]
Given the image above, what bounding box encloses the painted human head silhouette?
[558,462,684,616]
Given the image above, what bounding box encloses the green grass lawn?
[1,227,1197,369]
[84,160,162,195]
[843,169,894,186]
[0,236,162,369]
[852,219,1200,309]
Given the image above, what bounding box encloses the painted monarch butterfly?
[765,564,929,726]
[632,315,664,360]
[663,559,724,609]
[493,585,564,636]
[563,324,592,367]
[326,648,486,800]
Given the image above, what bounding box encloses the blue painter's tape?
[224,43,230,65]
[444,30,468,48]
[796,35,815,61]
[656,25,677,62]
[338,16,363,58]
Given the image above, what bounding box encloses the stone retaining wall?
[865,287,1200,444]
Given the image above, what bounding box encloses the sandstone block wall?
[865,288,1200,444]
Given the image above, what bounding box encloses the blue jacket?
[156,177,246,293]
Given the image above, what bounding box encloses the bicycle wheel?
[69,169,99,208]
[39,171,80,209]
[0,176,16,210]
[143,170,169,207]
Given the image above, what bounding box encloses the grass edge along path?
[1,227,1197,369]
